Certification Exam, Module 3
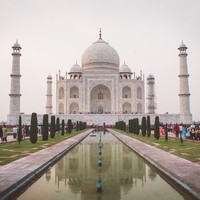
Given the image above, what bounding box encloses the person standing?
[182,125,187,139]
[13,126,17,139]
[2,125,8,142]
[174,123,180,138]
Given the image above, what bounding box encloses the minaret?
[178,42,191,116]
[46,74,53,114]
[9,40,22,115]
[146,74,156,114]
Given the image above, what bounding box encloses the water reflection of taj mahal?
[49,133,157,199]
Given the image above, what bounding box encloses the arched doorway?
[70,103,79,114]
[90,85,111,114]
[122,102,131,113]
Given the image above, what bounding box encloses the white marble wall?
[7,113,192,126]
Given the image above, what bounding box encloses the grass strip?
[0,130,84,166]
[114,129,200,163]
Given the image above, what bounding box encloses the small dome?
[178,41,187,49]
[47,74,52,79]
[119,62,132,73]
[147,74,155,80]
[12,40,21,49]
[81,35,120,72]
[69,63,82,73]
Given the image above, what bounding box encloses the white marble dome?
[119,62,132,73]
[81,37,120,72]
[70,63,82,73]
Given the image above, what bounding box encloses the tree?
[135,118,140,135]
[50,116,56,138]
[61,119,65,136]
[141,117,147,136]
[17,115,22,145]
[76,121,79,131]
[164,124,168,141]
[30,112,38,143]
[56,117,60,133]
[83,122,87,129]
[154,116,160,140]
[79,121,83,130]
[67,119,72,134]
[147,116,151,137]
[42,114,49,141]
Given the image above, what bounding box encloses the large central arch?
[90,85,111,114]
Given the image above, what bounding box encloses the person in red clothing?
[173,123,180,138]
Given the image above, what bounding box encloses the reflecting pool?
[17,132,184,200]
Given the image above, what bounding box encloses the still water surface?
[18,132,184,200]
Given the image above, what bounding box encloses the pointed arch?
[122,102,131,113]
[122,86,131,98]
[90,85,111,113]
[70,86,79,98]
[70,102,79,114]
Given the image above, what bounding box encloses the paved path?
[0,130,92,200]
[109,129,200,200]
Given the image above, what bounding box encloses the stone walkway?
[0,129,200,200]
[109,129,200,200]
[0,130,92,200]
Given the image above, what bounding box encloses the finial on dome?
[99,28,102,39]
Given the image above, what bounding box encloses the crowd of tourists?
[0,125,33,143]
[160,123,200,140]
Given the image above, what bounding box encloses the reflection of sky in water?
[18,132,184,200]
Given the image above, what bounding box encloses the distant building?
[7,32,192,125]
[55,31,144,115]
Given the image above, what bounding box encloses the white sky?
[1,0,200,122]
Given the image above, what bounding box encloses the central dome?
[81,35,120,72]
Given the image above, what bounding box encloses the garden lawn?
[0,130,83,166]
[115,129,200,163]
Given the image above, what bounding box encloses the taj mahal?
[7,31,192,125]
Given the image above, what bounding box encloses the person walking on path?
[2,125,8,142]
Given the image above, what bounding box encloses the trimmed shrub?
[67,119,72,134]
[147,116,151,137]
[42,114,49,141]
[76,121,79,131]
[61,119,65,136]
[17,115,22,145]
[154,116,160,140]
[79,121,83,131]
[50,116,56,138]
[135,118,140,135]
[83,122,87,129]
[141,117,147,136]
[56,117,60,133]
[165,124,168,141]
[30,112,38,143]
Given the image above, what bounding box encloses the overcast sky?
[1,0,200,122]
